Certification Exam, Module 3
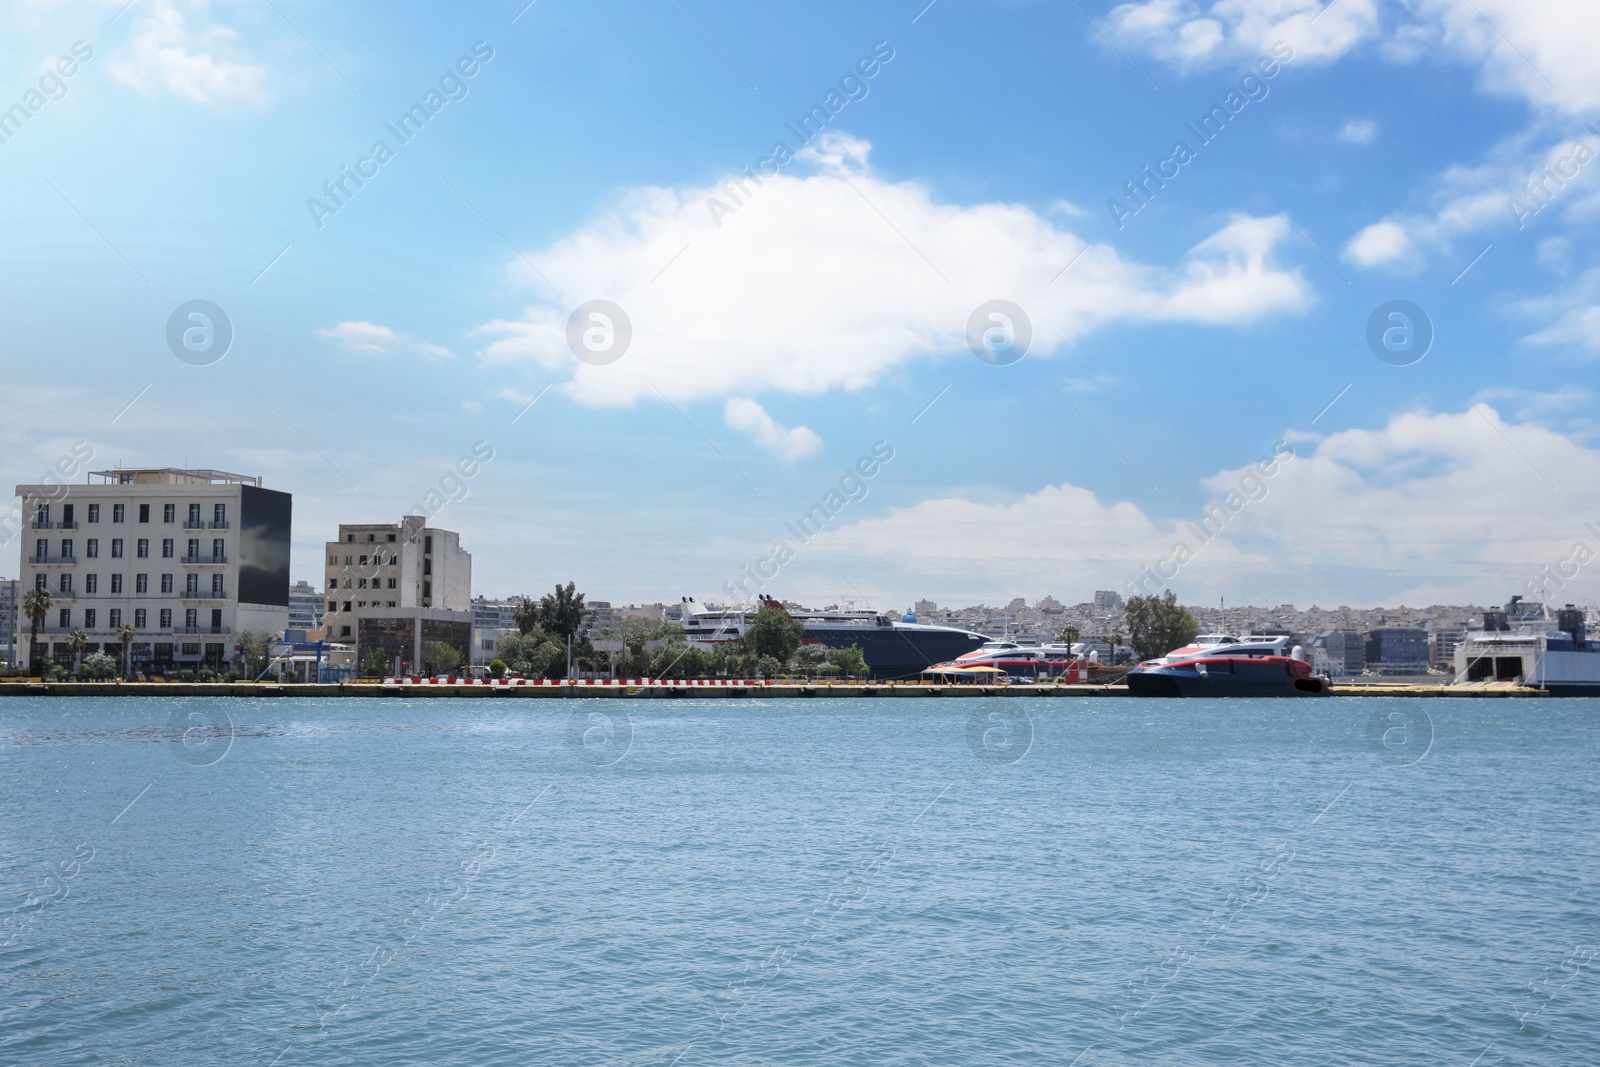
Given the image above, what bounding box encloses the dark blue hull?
[1125,659,1328,697]
[804,626,987,680]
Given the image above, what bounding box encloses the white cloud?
[317,320,454,360]
[723,398,823,462]
[473,134,1311,407]
[1338,118,1378,144]
[107,0,269,106]
[792,405,1600,607]
[1343,219,1413,266]
[1105,0,1600,116]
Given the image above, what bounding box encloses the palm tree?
[513,596,539,636]
[1059,625,1081,650]
[22,588,52,674]
[117,624,136,681]
[1107,632,1124,665]
[67,629,88,678]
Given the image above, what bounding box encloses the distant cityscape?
[4,465,1570,681]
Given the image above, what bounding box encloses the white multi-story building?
[0,577,17,666]
[471,595,520,665]
[287,579,324,635]
[323,516,472,674]
[12,467,292,673]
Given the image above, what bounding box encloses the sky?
[3,0,1600,611]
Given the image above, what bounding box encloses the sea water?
[1,696,1596,1066]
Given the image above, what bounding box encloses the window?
[85,574,97,594]
[161,574,173,594]
[111,539,123,558]
[109,608,121,627]
[327,600,337,613]
[188,503,201,526]
[357,601,366,608]
[112,504,124,523]
[387,533,396,542]
[210,608,222,630]
[388,601,396,607]
[367,533,375,542]
[341,626,352,636]
[58,608,70,628]
[346,534,354,542]
[213,503,226,526]
[138,504,150,523]
[328,555,336,565]
[387,578,396,589]
[160,609,172,628]
[359,555,368,565]
[425,536,433,553]
[134,608,146,628]
[61,539,74,560]
[342,601,351,612]
[87,538,99,558]
[34,538,46,561]
[423,559,431,575]
[137,538,149,558]
[186,574,198,595]
[182,642,200,655]
[343,579,351,589]
[111,574,122,594]
[359,578,368,589]
[185,609,197,628]
[212,538,224,559]
[162,539,173,558]
[88,504,100,523]
[344,555,352,565]
[187,538,199,558]
[59,574,72,593]
[84,608,96,629]
[35,503,49,526]
[35,574,47,590]
[211,574,223,595]
[135,574,148,594]
[163,504,175,523]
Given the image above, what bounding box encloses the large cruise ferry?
[680,601,988,679]
[1123,634,1329,697]
[1454,596,1600,694]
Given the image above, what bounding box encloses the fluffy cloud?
[1343,219,1413,266]
[788,405,1600,607]
[1519,270,1600,355]
[107,0,269,105]
[473,135,1310,407]
[1105,0,1600,115]
[317,321,454,360]
[723,398,823,462]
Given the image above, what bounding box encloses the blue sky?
[3,0,1600,610]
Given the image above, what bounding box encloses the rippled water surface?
[1,696,1597,1066]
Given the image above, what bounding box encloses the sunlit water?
[1,696,1596,1066]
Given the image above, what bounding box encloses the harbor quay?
[0,679,1550,698]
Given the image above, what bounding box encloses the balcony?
[183,520,206,529]
[180,588,228,601]
[28,555,77,566]
[178,625,230,635]
[31,520,78,530]
[180,553,227,565]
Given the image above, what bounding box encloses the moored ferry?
[1124,634,1329,697]
[681,600,988,679]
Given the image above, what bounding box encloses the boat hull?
[1125,657,1328,697]
[804,626,988,680]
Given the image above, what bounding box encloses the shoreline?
[0,680,1550,698]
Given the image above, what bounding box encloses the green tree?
[1059,624,1081,649]
[825,645,867,679]
[1124,591,1200,661]
[82,651,117,680]
[237,631,275,679]
[649,642,709,679]
[538,582,588,640]
[513,596,540,636]
[67,629,88,678]
[363,648,388,678]
[1107,632,1125,665]
[497,631,563,678]
[22,587,51,673]
[742,605,804,664]
[117,623,136,680]
[435,643,464,673]
[489,658,507,678]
